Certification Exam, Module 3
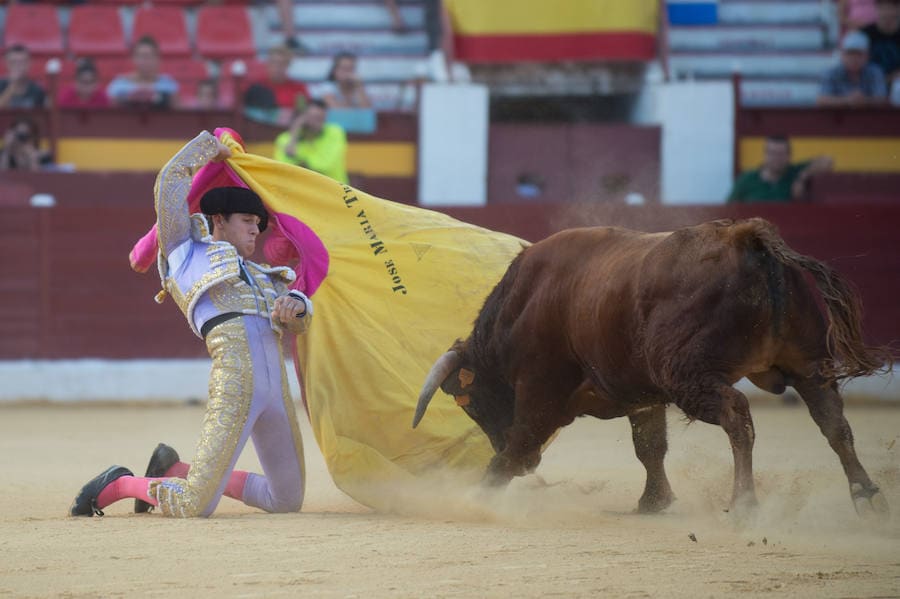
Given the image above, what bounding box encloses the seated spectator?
[192,78,221,110]
[862,0,900,83]
[841,0,878,30]
[58,58,110,108]
[727,136,833,203]
[817,31,887,105]
[243,45,310,112]
[0,117,53,172]
[273,99,349,184]
[320,52,372,109]
[107,36,179,109]
[0,45,47,109]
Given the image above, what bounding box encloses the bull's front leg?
[629,404,675,513]
[482,379,572,487]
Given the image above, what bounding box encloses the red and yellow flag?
[446,0,659,63]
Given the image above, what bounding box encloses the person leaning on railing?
[727,135,833,203]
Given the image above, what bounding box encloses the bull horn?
[412,350,461,428]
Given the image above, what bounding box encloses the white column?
[418,83,489,206]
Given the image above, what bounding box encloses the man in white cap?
[818,30,888,105]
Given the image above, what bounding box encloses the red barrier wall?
[1,184,897,359]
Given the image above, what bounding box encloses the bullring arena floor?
[1,402,898,598]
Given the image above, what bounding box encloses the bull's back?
[490,227,670,393]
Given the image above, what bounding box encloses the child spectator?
[58,58,110,108]
[0,45,47,109]
[193,79,221,110]
[107,36,179,109]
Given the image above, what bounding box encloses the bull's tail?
[734,218,893,383]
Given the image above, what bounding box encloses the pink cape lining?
[128,128,329,296]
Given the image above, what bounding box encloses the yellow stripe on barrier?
[58,138,417,177]
[446,0,658,35]
[246,141,416,177]
[740,137,900,173]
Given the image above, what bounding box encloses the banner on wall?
[445,0,659,63]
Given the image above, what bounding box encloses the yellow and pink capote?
[131,128,528,510]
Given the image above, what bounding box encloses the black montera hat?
[200,186,268,232]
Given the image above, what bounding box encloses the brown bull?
[413,218,892,516]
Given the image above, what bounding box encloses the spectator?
[243,45,310,112]
[0,45,47,109]
[841,0,878,30]
[817,31,888,105]
[107,36,179,109]
[58,58,110,109]
[727,136,833,203]
[320,52,372,109]
[862,0,900,82]
[193,79,220,110]
[273,99,349,184]
[0,117,53,172]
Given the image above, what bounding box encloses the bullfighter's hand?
[212,139,232,162]
[273,295,307,323]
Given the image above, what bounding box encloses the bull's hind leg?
[793,375,889,518]
[671,378,758,512]
[629,405,675,513]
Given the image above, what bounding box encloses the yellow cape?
[221,133,528,510]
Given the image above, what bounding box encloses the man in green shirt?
[274,99,349,183]
[727,136,833,203]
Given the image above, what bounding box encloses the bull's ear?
[458,368,475,388]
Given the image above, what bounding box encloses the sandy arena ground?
[1,402,898,598]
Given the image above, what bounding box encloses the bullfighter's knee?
[267,490,304,514]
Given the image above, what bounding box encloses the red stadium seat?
[3,4,64,57]
[195,6,256,60]
[132,7,192,57]
[68,6,127,57]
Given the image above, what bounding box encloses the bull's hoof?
[851,483,890,520]
[482,454,525,487]
[481,470,513,488]
[637,490,675,514]
[727,492,759,525]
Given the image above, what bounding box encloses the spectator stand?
[667,0,835,107]
[732,73,900,203]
